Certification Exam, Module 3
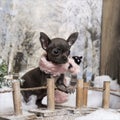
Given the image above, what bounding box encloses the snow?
[21,95,37,111]
[0,90,14,114]
[0,75,120,119]
[75,109,120,120]
[0,88,37,115]
[92,75,120,89]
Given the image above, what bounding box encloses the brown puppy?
[21,32,78,107]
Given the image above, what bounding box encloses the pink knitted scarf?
[39,54,80,76]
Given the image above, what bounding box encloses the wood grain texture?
[76,79,83,108]
[47,78,55,111]
[12,81,22,115]
[100,0,120,84]
[102,81,110,109]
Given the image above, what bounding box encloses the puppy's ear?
[67,32,78,47]
[39,32,51,50]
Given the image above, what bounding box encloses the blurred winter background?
[0,0,120,119]
[0,0,102,79]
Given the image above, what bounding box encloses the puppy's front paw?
[66,85,76,94]
[57,85,68,93]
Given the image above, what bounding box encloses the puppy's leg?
[66,75,77,93]
[21,91,31,103]
[56,74,77,94]
[36,90,47,108]
[36,98,46,108]
[55,74,68,93]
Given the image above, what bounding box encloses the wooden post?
[76,79,83,109]
[83,82,89,107]
[47,77,55,111]
[102,81,110,109]
[12,81,22,115]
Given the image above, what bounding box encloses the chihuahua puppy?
[21,32,78,107]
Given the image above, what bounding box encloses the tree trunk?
[100,0,120,84]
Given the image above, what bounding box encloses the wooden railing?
[0,78,119,116]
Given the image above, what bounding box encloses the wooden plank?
[0,112,36,120]
[29,109,69,117]
[100,0,120,84]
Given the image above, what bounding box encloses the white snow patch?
[0,87,37,115]
[0,93,14,114]
[93,75,120,90]
[75,109,120,120]
[0,87,14,115]
[21,95,38,111]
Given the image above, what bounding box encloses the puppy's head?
[39,32,78,64]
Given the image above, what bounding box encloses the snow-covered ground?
[75,109,120,120]
[0,75,120,119]
[0,88,14,115]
